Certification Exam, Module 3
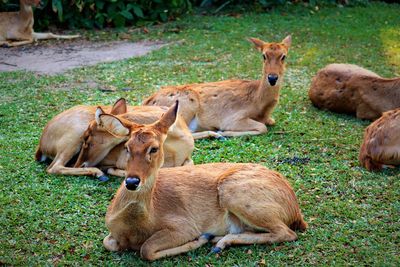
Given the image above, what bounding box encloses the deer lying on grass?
[359,108,400,171]
[308,64,400,120]
[0,0,79,47]
[35,99,193,181]
[143,36,291,139]
[101,101,307,260]
[73,105,194,177]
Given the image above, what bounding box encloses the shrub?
[0,0,387,30]
[1,0,192,29]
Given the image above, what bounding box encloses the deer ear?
[110,98,127,115]
[282,35,291,48]
[155,101,179,134]
[99,114,130,137]
[95,107,105,125]
[248,37,265,52]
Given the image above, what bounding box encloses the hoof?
[211,247,222,254]
[216,132,227,141]
[200,233,215,241]
[98,175,109,182]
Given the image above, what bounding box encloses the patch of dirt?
[0,40,165,75]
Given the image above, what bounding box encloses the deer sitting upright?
[308,64,400,120]
[73,105,194,178]
[101,101,307,261]
[143,36,291,139]
[0,0,79,47]
[359,108,400,171]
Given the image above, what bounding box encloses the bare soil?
[0,40,165,75]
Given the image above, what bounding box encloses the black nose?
[125,177,141,191]
[268,74,278,86]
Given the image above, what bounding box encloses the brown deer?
[73,105,194,178]
[309,64,400,120]
[0,0,79,47]
[101,101,307,260]
[359,108,400,171]
[143,35,291,139]
[35,99,193,181]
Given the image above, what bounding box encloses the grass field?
[1,2,399,266]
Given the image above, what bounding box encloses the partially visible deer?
[35,99,129,181]
[359,108,400,171]
[309,64,400,120]
[0,0,79,47]
[143,36,291,139]
[73,105,194,177]
[101,102,307,260]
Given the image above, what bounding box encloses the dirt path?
[0,40,165,75]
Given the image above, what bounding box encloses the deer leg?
[214,118,268,137]
[182,158,194,166]
[48,162,106,178]
[107,168,126,177]
[33,32,80,40]
[212,225,297,253]
[140,229,212,261]
[47,152,106,179]
[191,130,225,139]
[2,39,34,47]
[356,103,381,120]
[260,99,279,125]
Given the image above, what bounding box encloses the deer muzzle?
[125,177,141,191]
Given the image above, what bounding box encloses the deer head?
[249,35,291,87]
[98,102,179,191]
[74,98,128,168]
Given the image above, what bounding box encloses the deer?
[308,64,400,120]
[35,99,193,181]
[143,35,292,139]
[101,101,307,261]
[359,108,400,171]
[73,105,194,178]
[0,0,79,47]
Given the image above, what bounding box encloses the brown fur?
[359,108,400,171]
[35,99,192,179]
[73,105,194,175]
[143,36,291,139]
[101,102,307,261]
[0,0,79,47]
[309,64,400,120]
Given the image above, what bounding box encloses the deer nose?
[125,177,141,191]
[267,74,279,86]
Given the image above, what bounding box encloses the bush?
[0,0,384,30]
[1,0,192,29]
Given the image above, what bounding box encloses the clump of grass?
[0,2,399,266]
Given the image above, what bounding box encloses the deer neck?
[255,74,281,105]
[19,1,34,25]
[109,173,158,226]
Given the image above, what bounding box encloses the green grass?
[1,2,399,266]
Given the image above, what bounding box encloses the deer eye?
[150,147,158,154]
[281,55,286,61]
[263,54,266,60]
[125,146,129,153]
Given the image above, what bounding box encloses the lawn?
[1,2,399,266]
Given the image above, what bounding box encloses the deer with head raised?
[73,105,194,177]
[308,64,400,120]
[143,35,291,139]
[0,0,79,47]
[101,101,307,260]
[359,108,400,171]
